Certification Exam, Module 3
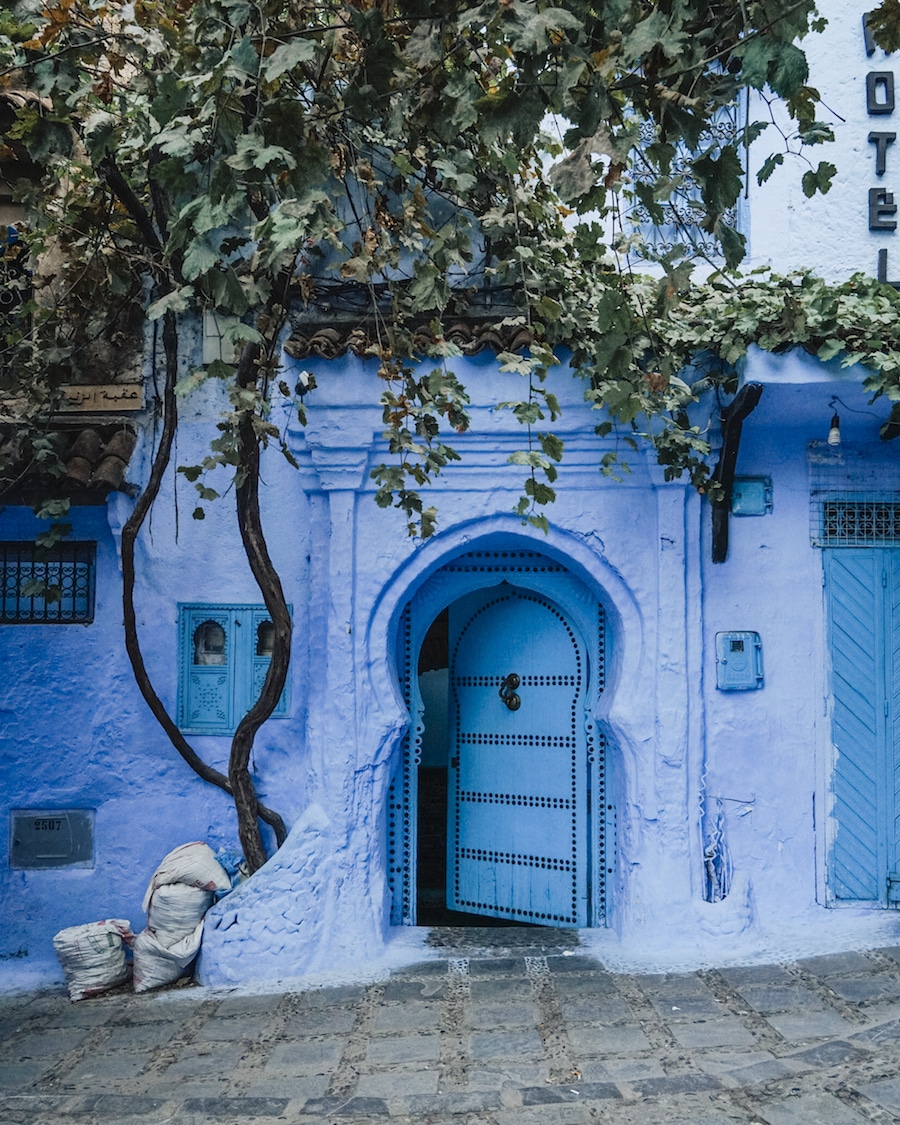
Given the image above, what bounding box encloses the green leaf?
[264,37,317,80]
[756,152,785,186]
[801,161,837,198]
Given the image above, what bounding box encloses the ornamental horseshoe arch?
[386,542,617,929]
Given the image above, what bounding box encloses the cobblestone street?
[6,931,900,1124]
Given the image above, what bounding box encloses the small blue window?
[178,604,290,733]
[0,542,95,623]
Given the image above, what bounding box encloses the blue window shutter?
[179,607,234,732]
[178,604,290,733]
[249,607,289,717]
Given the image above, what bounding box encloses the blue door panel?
[448,585,587,927]
[829,550,886,902]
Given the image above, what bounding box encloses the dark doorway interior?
[415,606,533,927]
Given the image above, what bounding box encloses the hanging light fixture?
[827,411,841,446]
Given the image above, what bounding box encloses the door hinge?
[888,872,900,903]
[450,757,459,770]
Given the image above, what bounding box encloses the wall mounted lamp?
[827,411,841,446]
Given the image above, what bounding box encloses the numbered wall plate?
[10,810,94,869]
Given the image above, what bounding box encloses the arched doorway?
[388,546,614,928]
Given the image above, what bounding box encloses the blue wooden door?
[447,584,588,926]
[828,549,900,902]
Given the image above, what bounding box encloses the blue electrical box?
[731,477,772,516]
[715,631,764,690]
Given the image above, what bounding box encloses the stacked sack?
[53,918,133,1001]
[133,842,231,993]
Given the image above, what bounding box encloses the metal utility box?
[715,631,764,691]
[731,477,773,516]
[10,810,94,869]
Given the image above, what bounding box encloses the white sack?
[141,842,230,913]
[147,883,213,947]
[53,919,132,1002]
[132,922,203,993]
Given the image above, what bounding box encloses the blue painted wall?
[5,0,900,986]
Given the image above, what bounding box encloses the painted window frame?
[177,603,290,734]
[0,541,96,624]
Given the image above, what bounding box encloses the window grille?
[813,497,900,547]
[0,542,95,623]
[624,104,740,263]
[808,442,900,547]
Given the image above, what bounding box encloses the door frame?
[387,547,613,928]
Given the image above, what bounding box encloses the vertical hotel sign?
[867,14,900,283]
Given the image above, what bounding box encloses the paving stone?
[651,994,729,1019]
[723,1057,799,1085]
[242,1074,330,1099]
[798,951,880,976]
[470,1028,544,1060]
[638,972,716,997]
[0,1027,92,1059]
[693,1049,779,1076]
[0,1061,55,1089]
[823,975,900,1003]
[356,1067,440,1097]
[717,964,797,987]
[492,1103,594,1125]
[106,1020,180,1049]
[468,1001,536,1028]
[404,1090,503,1114]
[735,984,827,1013]
[858,1074,900,1113]
[465,1063,551,1089]
[194,1015,273,1040]
[519,1080,620,1104]
[545,956,607,973]
[380,978,448,1002]
[628,1073,721,1096]
[787,1038,871,1067]
[371,1002,443,1032]
[567,1022,652,1055]
[63,1048,154,1083]
[181,1095,291,1116]
[67,1093,173,1116]
[670,1026,756,1048]
[754,1090,868,1124]
[263,1037,346,1075]
[854,1017,900,1044]
[579,1056,666,1082]
[468,977,533,1001]
[282,1006,358,1036]
[558,995,633,1023]
[296,984,367,1008]
[386,960,449,979]
[301,1094,391,1116]
[550,975,621,1003]
[764,1008,858,1041]
[468,957,524,975]
[211,993,287,1017]
[366,1032,441,1065]
[163,1040,250,1076]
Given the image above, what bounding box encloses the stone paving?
[6,931,900,1123]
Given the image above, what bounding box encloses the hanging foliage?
[1,0,899,866]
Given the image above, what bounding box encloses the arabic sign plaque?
[59,384,144,412]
